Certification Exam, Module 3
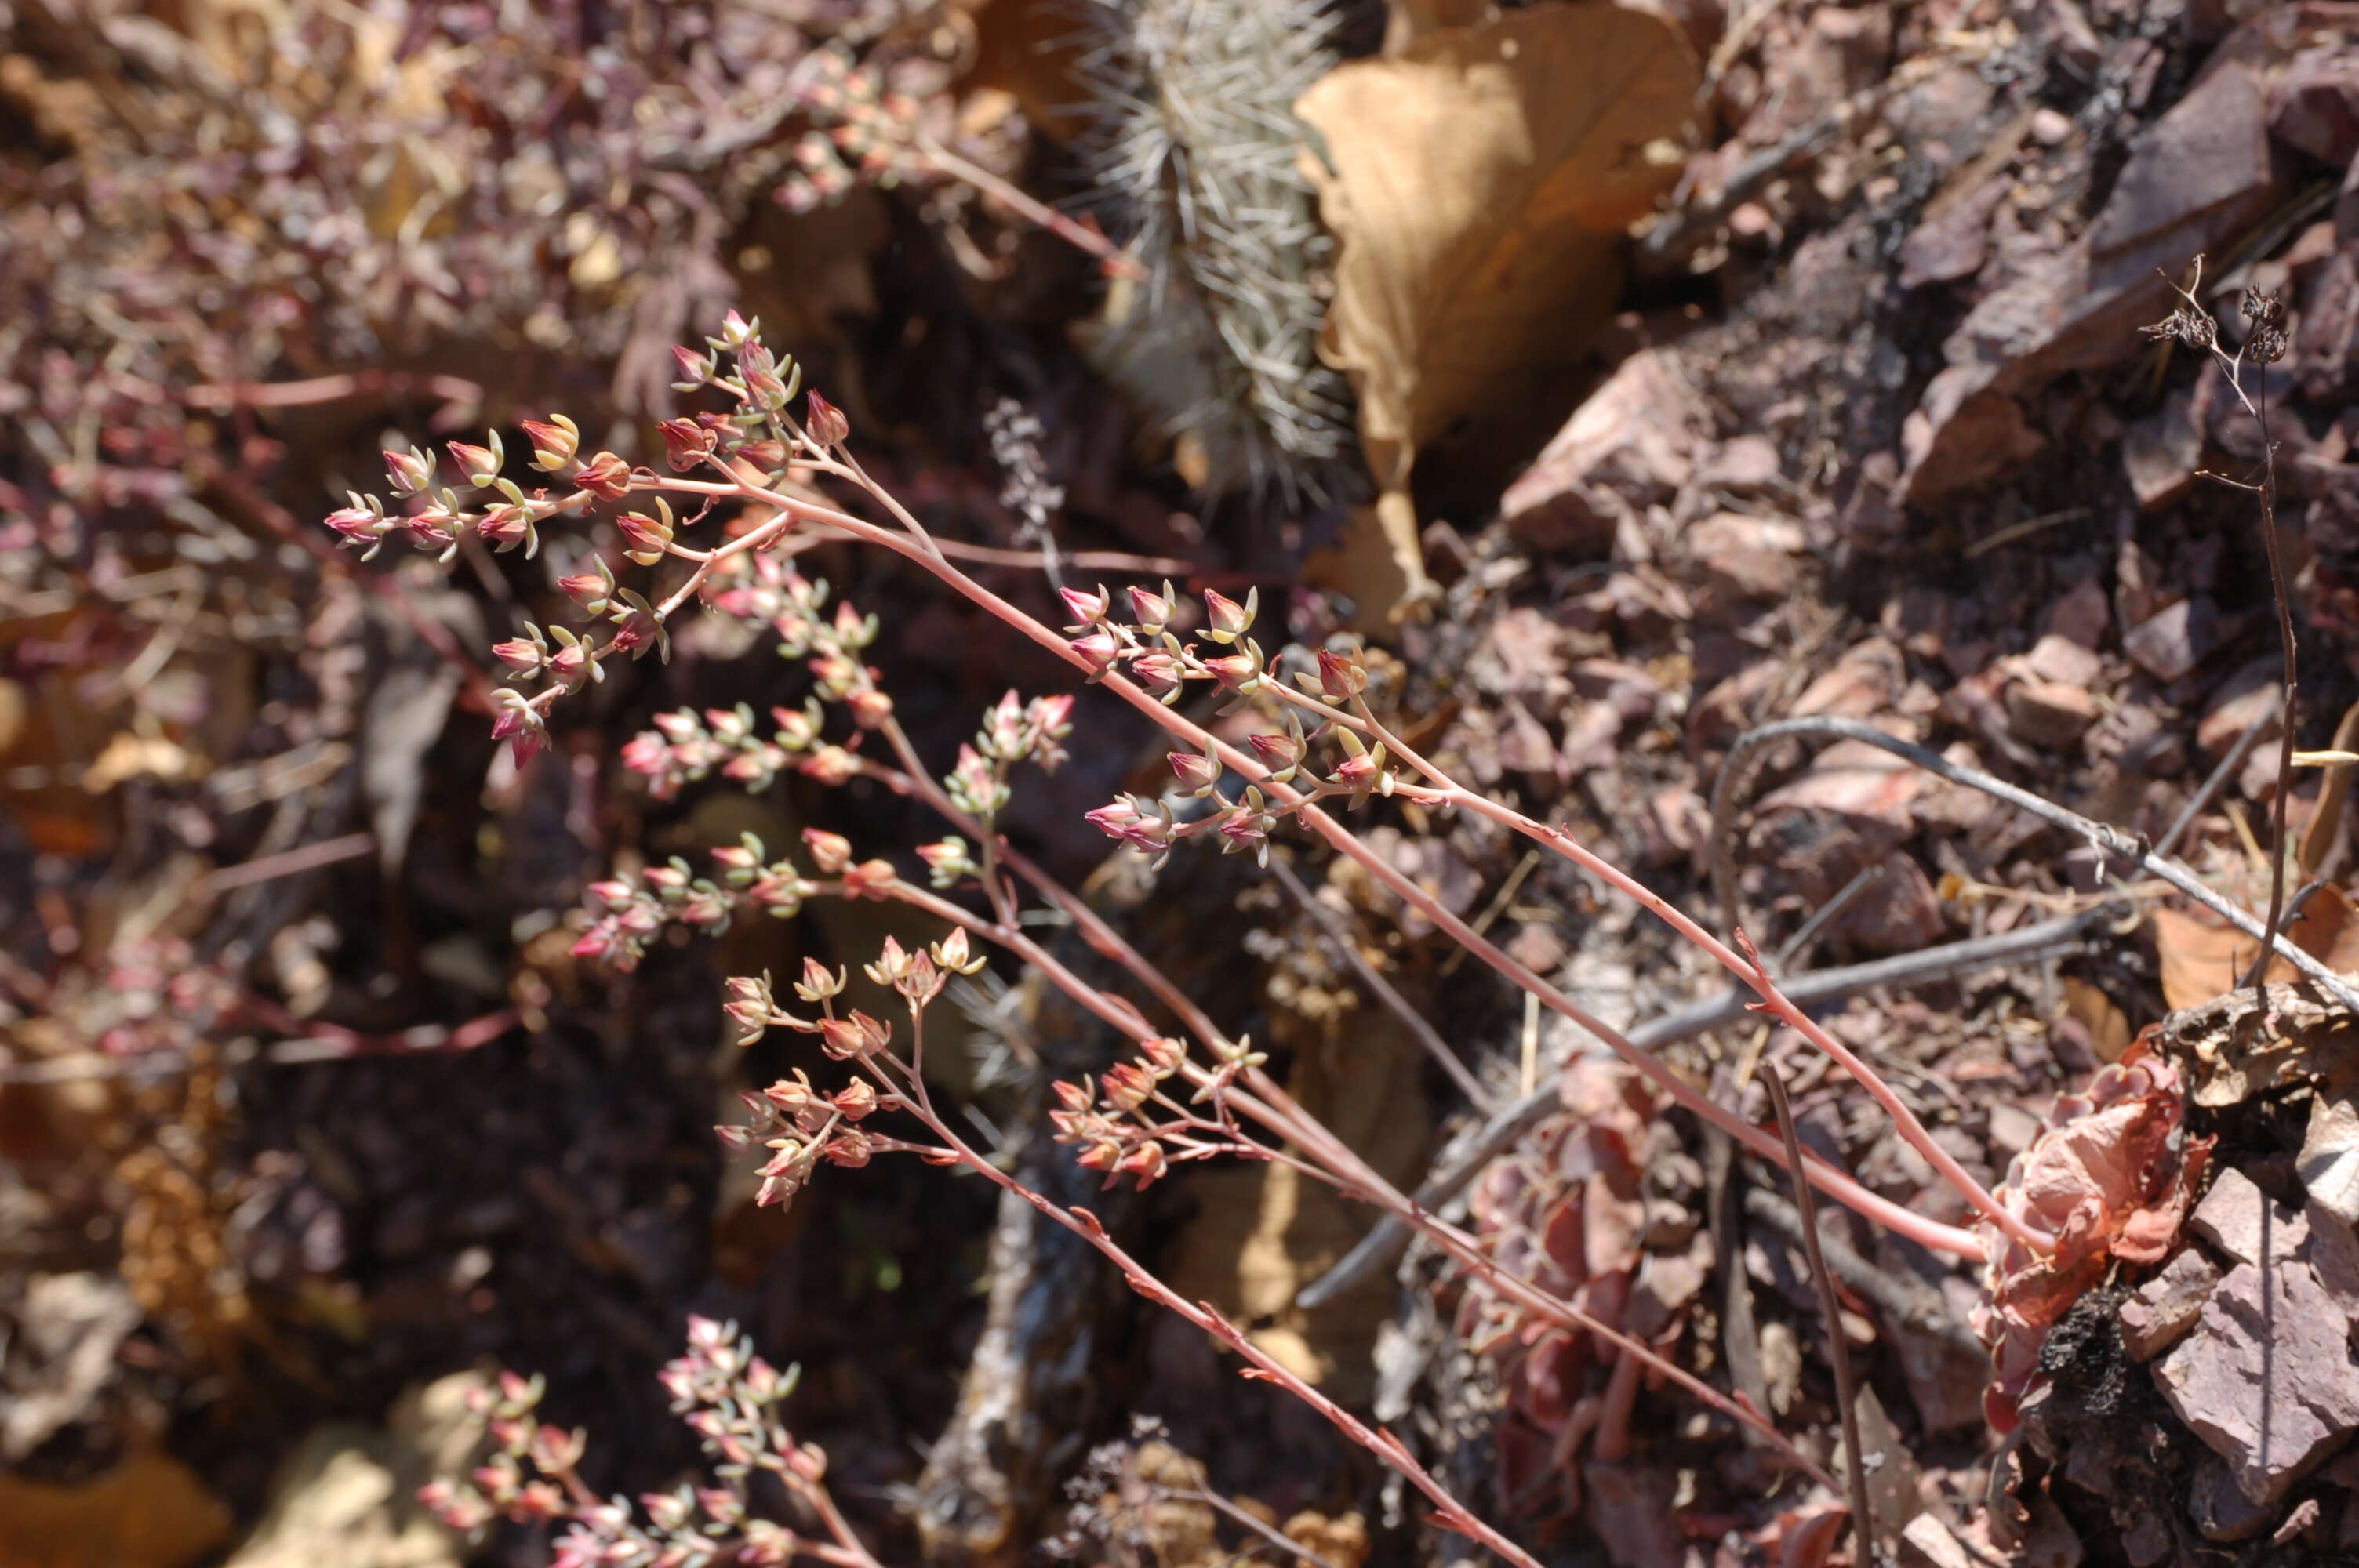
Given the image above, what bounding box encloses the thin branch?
[1295,904,2116,1308]
[1268,855,1494,1111]
[1765,1058,1877,1568]
[1709,715,2359,1012]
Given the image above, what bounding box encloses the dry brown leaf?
[1383,0,1499,53]
[1297,2,1693,624]
[0,1450,232,1568]
[2152,887,2359,1012]
[2062,976,2132,1065]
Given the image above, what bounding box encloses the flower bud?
[1201,587,1256,643]
[801,828,852,873]
[1069,631,1121,676]
[490,634,545,675]
[794,960,847,1003]
[576,450,631,499]
[520,415,580,471]
[1118,1140,1169,1185]
[1245,728,1305,782]
[1314,648,1367,700]
[557,559,614,613]
[384,445,435,496]
[804,390,849,446]
[671,344,714,389]
[1127,581,1175,633]
[478,503,534,552]
[1060,584,1110,627]
[1169,751,1220,795]
[659,416,717,471]
[446,434,503,488]
[718,310,759,350]
[931,927,987,975]
[832,1079,878,1120]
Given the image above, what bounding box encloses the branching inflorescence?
[422,1320,881,1568]
[331,311,2070,1558]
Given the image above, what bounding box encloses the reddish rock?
[1696,434,1782,491]
[2269,37,2359,165]
[2006,680,2099,749]
[2123,387,2205,510]
[1899,174,2008,289]
[2124,597,2219,683]
[2156,1252,2359,1507]
[2119,1247,2221,1362]
[1502,351,1707,554]
[2190,1167,2280,1268]
[2197,665,2283,757]
[2024,633,2103,688]
[1758,736,1928,830]
[2044,577,2113,648]
[1793,638,1905,720]
[1688,511,1805,602]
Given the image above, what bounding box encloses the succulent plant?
[1073,0,1357,507]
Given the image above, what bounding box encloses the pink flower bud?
[817,1017,865,1060]
[801,828,852,873]
[1141,1036,1186,1076]
[478,504,533,550]
[1118,1141,1169,1186]
[1069,631,1121,675]
[1060,584,1110,626]
[491,637,544,674]
[520,415,579,471]
[383,445,435,495]
[1201,586,1256,643]
[841,858,896,900]
[659,416,716,471]
[847,688,893,728]
[1132,649,1183,699]
[1169,751,1220,794]
[1245,729,1305,779]
[1126,583,1174,632]
[672,344,714,387]
[804,390,849,446]
[1102,1062,1153,1112]
[445,438,501,488]
[832,1079,878,1120]
[557,566,611,611]
[575,450,631,499]
[1201,652,1259,692]
[1316,648,1368,700]
[323,505,386,548]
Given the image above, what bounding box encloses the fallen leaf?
[2062,977,2132,1064]
[2154,887,2359,1011]
[0,1450,232,1568]
[1296,2,1694,622]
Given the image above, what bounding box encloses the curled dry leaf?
[1296,2,1694,622]
[1972,1044,2212,1432]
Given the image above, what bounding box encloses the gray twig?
[1270,856,1493,1111]
[1765,1059,1877,1566]
[1707,716,2359,1012]
[1293,906,2116,1308]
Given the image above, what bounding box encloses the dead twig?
[1708,715,2359,1013]
[1270,855,1493,1111]
[1295,905,2116,1308]
[1763,1053,1878,1566]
